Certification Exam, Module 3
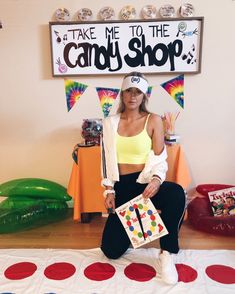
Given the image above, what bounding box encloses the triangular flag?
[65,80,88,112]
[96,87,120,118]
[146,86,153,98]
[160,75,184,108]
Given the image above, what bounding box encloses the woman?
[100,72,186,285]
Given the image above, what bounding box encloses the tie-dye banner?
[96,87,120,118]
[64,78,185,113]
[65,80,88,112]
[146,86,153,98]
[161,75,184,109]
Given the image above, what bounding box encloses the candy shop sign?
[49,18,203,76]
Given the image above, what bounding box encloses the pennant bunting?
[65,80,88,112]
[160,75,184,108]
[63,76,186,113]
[96,87,120,118]
[146,86,153,98]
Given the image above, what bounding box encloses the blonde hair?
[117,72,149,113]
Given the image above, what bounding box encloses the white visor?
[121,76,149,94]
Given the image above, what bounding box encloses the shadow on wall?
[39,24,53,80]
[1,119,82,186]
[27,126,83,185]
[0,113,38,143]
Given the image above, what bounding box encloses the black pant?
[101,172,186,259]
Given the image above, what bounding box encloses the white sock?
[159,250,178,285]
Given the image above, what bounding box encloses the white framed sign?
[49,17,204,76]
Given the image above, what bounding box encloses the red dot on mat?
[44,262,76,280]
[205,265,235,284]
[176,264,198,283]
[133,204,138,209]
[84,262,115,281]
[4,262,37,280]
[150,215,156,220]
[124,263,156,282]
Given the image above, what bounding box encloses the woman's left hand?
[142,178,161,198]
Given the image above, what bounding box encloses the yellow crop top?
[116,114,152,164]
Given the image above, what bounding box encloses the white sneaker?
[159,250,178,285]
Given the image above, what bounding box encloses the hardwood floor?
[0,211,234,250]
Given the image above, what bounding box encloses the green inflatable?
[0,178,72,201]
[0,178,72,233]
[0,197,70,234]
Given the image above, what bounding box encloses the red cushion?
[196,184,235,196]
[187,192,235,236]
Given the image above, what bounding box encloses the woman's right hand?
[104,193,116,213]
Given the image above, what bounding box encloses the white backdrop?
[0,0,235,191]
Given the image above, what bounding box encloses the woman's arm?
[150,113,165,156]
[101,118,116,212]
[101,118,115,187]
[143,114,166,198]
[103,185,116,213]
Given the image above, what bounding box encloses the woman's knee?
[163,182,185,201]
[100,245,125,260]
[175,184,186,207]
[101,215,130,259]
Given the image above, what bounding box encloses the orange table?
[67,145,191,221]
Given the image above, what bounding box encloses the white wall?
[0,0,235,189]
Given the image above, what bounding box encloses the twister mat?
[0,248,234,294]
